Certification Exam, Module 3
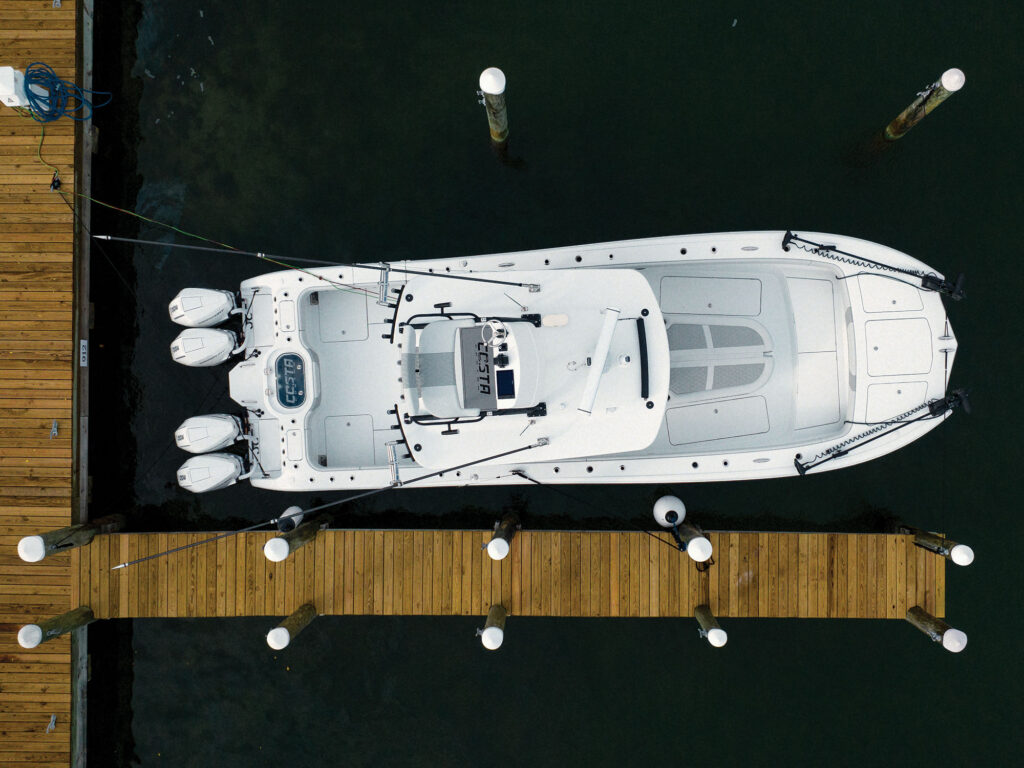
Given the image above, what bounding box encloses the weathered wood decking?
[1,2,80,765]
[73,531,944,620]
[0,2,79,766]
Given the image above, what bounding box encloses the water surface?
[88,1,1022,765]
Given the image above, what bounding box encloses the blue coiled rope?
[22,61,111,122]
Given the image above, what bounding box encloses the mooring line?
[111,442,547,570]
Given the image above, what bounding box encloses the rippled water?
[87,1,1022,765]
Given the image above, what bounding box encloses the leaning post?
[905,606,967,652]
[677,522,713,563]
[694,604,728,647]
[478,67,509,145]
[266,603,318,650]
[18,606,96,648]
[478,604,507,650]
[883,68,965,141]
[897,525,974,565]
[18,514,125,562]
[263,512,331,562]
[486,513,519,561]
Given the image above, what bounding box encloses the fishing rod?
[110,440,548,571]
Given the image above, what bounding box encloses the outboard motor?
[171,327,240,367]
[174,414,244,454]
[169,288,238,327]
[177,453,249,493]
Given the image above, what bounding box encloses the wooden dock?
[1,2,80,766]
[71,530,944,620]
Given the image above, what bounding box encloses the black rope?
[783,232,924,279]
[796,395,964,474]
[511,470,683,553]
[111,441,546,570]
[93,234,376,296]
[834,271,929,290]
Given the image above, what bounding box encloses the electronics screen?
[496,369,515,400]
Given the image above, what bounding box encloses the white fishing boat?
[167,230,965,493]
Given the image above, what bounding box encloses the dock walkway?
[75,531,944,620]
[0,1,79,765]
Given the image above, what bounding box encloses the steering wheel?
[480,319,509,348]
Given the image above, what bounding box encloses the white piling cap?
[263,538,291,562]
[653,495,685,528]
[687,536,713,563]
[479,67,506,95]
[941,68,966,92]
[706,628,728,647]
[941,628,968,653]
[266,627,291,650]
[18,535,46,563]
[481,626,504,650]
[486,537,511,561]
[950,544,974,566]
[18,624,43,649]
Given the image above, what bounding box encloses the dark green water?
[86,1,1022,765]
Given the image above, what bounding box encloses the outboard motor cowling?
[171,327,239,367]
[169,288,237,327]
[174,414,243,454]
[177,453,248,493]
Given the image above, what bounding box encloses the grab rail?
[636,317,649,400]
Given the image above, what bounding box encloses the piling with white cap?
[478,604,507,650]
[266,603,318,650]
[905,606,967,652]
[478,67,509,145]
[883,68,965,141]
[695,604,728,647]
[18,606,95,649]
[263,510,328,562]
[486,514,519,561]
[897,525,974,566]
[18,515,125,562]
[679,526,714,563]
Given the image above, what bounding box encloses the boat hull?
[186,230,959,491]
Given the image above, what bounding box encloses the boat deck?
[73,530,944,619]
[0,1,79,764]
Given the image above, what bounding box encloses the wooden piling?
[18,606,96,649]
[898,525,974,565]
[487,514,519,560]
[906,605,967,652]
[678,523,713,563]
[264,513,331,562]
[479,67,509,144]
[18,514,126,562]
[266,603,318,650]
[695,604,728,647]
[883,68,965,141]
[480,604,507,650]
